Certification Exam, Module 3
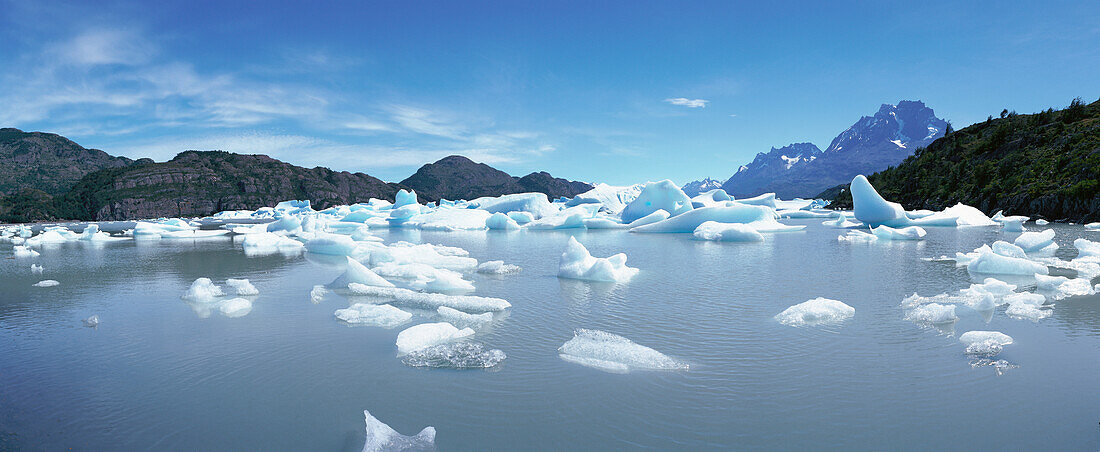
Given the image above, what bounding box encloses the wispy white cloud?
[664,97,709,108]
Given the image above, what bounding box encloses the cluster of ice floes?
[558,329,687,373]
[775,298,855,326]
[181,277,260,318]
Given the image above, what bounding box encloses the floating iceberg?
[335,303,412,327]
[305,234,359,256]
[1075,238,1100,260]
[14,245,42,258]
[408,271,475,295]
[32,280,60,287]
[368,242,478,271]
[181,278,224,303]
[225,278,259,296]
[850,175,908,227]
[872,225,926,240]
[774,298,855,326]
[620,180,693,224]
[1003,293,1049,321]
[569,183,644,214]
[959,331,1013,356]
[393,189,418,208]
[558,329,687,373]
[310,285,328,304]
[218,298,253,317]
[1085,222,1100,230]
[1014,230,1057,253]
[401,342,506,369]
[690,189,732,208]
[30,264,44,274]
[332,257,395,288]
[904,303,957,324]
[837,230,878,243]
[692,221,764,242]
[967,249,1048,276]
[557,237,638,283]
[436,306,493,329]
[395,322,475,355]
[471,193,557,219]
[999,216,1028,232]
[360,410,435,452]
[82,315,99,327]
[485,212,520,230]
[626,209,670,228]
[1035,219,1049,226]
[347,284,511,312]
[736,192,777,209]
[508,211,534,224]
[630,203,801,234]
[241,232,304,256]
[476,260,521,274]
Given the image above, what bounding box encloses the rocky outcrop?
[400,155,591,201]
[59,151,399,220]
[0,127,141,196]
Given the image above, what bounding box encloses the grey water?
[2,221,1099,450]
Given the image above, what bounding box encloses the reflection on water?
[1,221,1099,449]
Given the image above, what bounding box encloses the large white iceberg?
[850,175,908,227]
[620,180,693,224]
[774,298,855,326]
[558,329,687,373]
[557,237,638,283]
[630,203,802,233]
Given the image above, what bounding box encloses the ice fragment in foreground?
[558,329,687,373]
[476,260,521,274]
[967,250,1048,276]
[32,280,60,287]
[30,264,44,274]
[310,285,328,304]
[557,237,639,283]
[436,306,493,329]
[1014,229,1057,253]
[774,297,855,326]
[959,331,1013,356]
[395,322,475,355]
[872,225,926,240]
[360,410,435,452]
[13,245,40,258]
[904,303,957,324]
[82,315,99,327]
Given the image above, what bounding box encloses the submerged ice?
[558,329,687,373]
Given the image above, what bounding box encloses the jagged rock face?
[399,155,591,201]
[63,151,399,220]
[720,143,822,197]
[722,100,947,199]
[680,178,724,197]
[0,128,136,196]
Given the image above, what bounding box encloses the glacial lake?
[2,220,1099,450]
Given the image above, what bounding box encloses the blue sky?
[1,0,1097,185]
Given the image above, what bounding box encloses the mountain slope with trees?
[824,98,1100,222]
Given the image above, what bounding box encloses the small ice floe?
[872,225,926,241]
[903,303,958,324]
[217,298,252,318]
[485,212,521,230]
[1045,278,1096,300]
[82,315,99,327]
[407,271,475,295]
[436,306,493,330]
[304,233,359,256]
[348,284,511,313]
[1003,293,1050,321]
[1083,222,1099,230]
[32,280,60,287]
[1035,219,1049,225]
[335,304,412,327]
[476,260,521,275]
[558,329,687,373]
[998,216,1028,232]
[225,278,259,296]
[310,285,328,304]
[30,264,44,274]
[181,278,225,303]
[1075,238,1100,260]
[241,232,304,256]
[13,245,40,258]
[557,237,638,283]
[959,331,1013,356]
[692,221,764,242]
[360,410,435,452]
[823,213,862,229]
[774,297,855,326]
[967,249,1048,276]
[401,342,506,369]
[395,322,475,355]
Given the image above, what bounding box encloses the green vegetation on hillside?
[824,98,1100,222]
